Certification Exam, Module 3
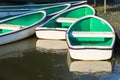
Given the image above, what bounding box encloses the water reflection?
[36,39,68,53]
[0,37,69,80]
[0,36,120,80]
[69,61,112,73]
[0,36,36,59]
[67,53,114,80]
[0,50,58,80]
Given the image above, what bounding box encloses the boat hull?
[68,48,112,60]
[0,25,37,45]
[36,27,66,39]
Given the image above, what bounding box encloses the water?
[0,35,120,80]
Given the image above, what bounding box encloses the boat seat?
[56,17,78,23]
[0,24,27,30]
[70,31,114,38]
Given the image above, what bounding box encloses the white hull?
[36,28,66,40]
[0,25,37,45]
[68,48,113,60]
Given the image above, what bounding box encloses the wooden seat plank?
[56,17,78,23]
[0,24,27,30]
[70,31,114,38]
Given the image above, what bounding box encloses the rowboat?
[0,11,46,45]
[36,5,95,40]
[0,3,71,18]
[66,15,116,60]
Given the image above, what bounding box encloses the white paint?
[68,48,112,60]
[36,27,67,40]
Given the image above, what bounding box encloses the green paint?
[68,16,113,46]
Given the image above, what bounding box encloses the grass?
[94,4,120,28]
[89,3,120,27]
[88,3,120,41]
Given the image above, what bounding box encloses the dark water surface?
[0,36,120,80]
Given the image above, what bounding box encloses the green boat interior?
[0,12,44,34]
[42,6,94,28]
[68,17,113,46]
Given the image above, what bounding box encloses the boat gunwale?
[0,10,46,37]
[66,15,116,49]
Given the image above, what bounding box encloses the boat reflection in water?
[67,53,113,80]
[0,37,69,80]
[0,36,36,59]
[36,39,68,53]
